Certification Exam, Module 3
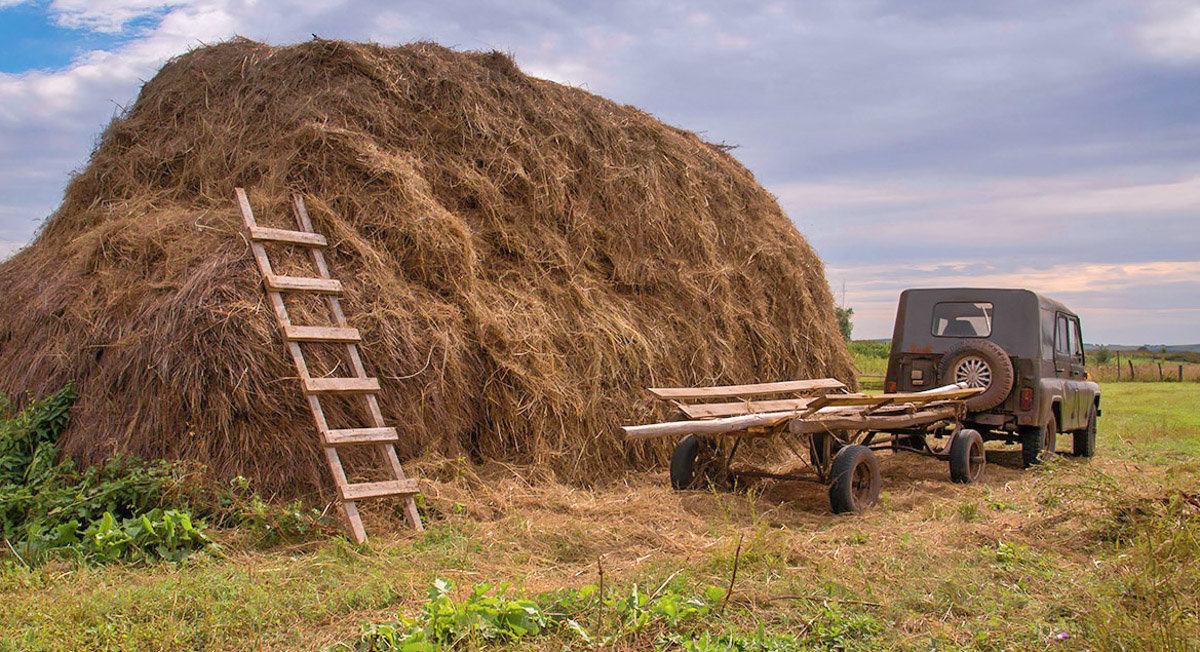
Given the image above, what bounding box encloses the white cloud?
[1137,0,1200,62]
[47,0,178,33]
[0,0,1197,344]
[0,241,23,260]
[828,260,1200,342]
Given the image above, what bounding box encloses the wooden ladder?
[235,188,423,542]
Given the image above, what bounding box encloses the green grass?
[1098,384,1200,458]
[2,382,1199,651]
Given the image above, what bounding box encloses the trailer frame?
[621,379,987,513]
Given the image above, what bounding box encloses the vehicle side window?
[1055,314,1069,355]
[1069,317,1084,361]
[932,302,993,337]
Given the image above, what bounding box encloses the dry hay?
[0,38,853,496]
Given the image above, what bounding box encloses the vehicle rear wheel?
[828,445,881,514]
[949,428,986,483]
[1022,414,1057,467]
[938,340,1015,411]
[1072,405,1097,458]
[670,435,722,490]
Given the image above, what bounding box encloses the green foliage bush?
[0,386,213,565]
[846,340,890,359]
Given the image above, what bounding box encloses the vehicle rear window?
[932,302,993,337]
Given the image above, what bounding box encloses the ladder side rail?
[291,193,423,532]
[237,188,369,542]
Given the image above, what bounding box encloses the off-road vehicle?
[883,288,1100,466]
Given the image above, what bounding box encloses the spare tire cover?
[938,340,1015,411]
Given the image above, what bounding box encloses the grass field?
[2,382,1199,651]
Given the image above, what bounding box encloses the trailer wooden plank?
[801,388,981,415]
[622,411,798,440]
[648,378,846,401]
[788,405,960,434]
[679,397,815,419]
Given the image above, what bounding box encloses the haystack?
[0,39,854,495]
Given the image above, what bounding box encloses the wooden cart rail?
[622,378,988,515]
[622,381,981,441]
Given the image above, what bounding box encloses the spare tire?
[938,340,1014,411]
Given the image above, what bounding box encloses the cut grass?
[2,382,1198,651]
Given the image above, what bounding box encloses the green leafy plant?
[348,580,729,651]
[0,386,215,565]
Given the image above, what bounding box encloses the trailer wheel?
[670,435,721,490]
[828,445,881,514]
[1071,406,1097,458]
[949,428,986,483]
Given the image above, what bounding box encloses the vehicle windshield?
[932,301,993,337]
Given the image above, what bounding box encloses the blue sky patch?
[0,2,165,73]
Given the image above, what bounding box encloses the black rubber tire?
[1072,405,1097,458]
[670,435,702,490]
[938,340,1015,412]
[1022,413,1057,467]
[949,428,986,483]
[828,445,881,515]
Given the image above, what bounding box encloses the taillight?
[885,380,897,393]
[1019,387,1034,411]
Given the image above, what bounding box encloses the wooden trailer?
[621,379,987,513]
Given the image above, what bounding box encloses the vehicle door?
[1053,313,1082,430]
[1065,315,1088,428]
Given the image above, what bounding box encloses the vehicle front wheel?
[949,428,986,483]
[828,445,881,514]
[1071,405,1097,458]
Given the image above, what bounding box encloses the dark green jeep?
[883,288,1100,466]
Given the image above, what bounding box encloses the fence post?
[1181,365,1185,382]
[1116,351,1121,380]
[1128,359,1135,380]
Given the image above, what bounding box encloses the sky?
[0,1,1198,344]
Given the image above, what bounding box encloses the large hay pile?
[0,39,853,495]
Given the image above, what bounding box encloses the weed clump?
[0,387,213,564]
[1,386,339,566]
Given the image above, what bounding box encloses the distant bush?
[848,340,891,359]
[1095,346,1112,364]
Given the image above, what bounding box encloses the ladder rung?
[283,325,361,343]
[303,377,381,394]
[342,479,419,501]
[249,226,327,247]
[322,427,398,445]
[266,275,343,294]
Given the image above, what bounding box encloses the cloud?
[0,0,1197,343]
[828,259,1200,343]
[1137,0,1200,62]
